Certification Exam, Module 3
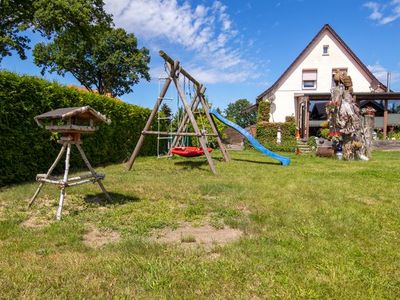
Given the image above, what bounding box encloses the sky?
[1,0,400,111]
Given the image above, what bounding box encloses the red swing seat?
[171,146,213,157]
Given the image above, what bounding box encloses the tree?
[0,0,112,62]
[33,26,150,97]
[0,0,34,61]
[32,0,112,37]
[160,103,172,120]
[224,98,256,128]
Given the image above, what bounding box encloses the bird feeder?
[29,106,112,220]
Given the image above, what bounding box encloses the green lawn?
[0,150,399,298]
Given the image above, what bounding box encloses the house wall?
[265,32,374,122]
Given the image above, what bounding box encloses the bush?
[257,101,270,123]
[285,115,295,123]
[0,71,156,186]
[256,120,296,152]
[307,136,317,148]
[319,128,330,139]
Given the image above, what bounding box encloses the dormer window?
[302,69,317,90]
[323,45,329,55]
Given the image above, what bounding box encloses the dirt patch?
[83,225,121,248]
[152,222,243,248]
[21,215,52,228]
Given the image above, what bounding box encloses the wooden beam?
[169,88,202,152]
[142,130,217,137]
[45,125,97,132]
[304,97,310,139]
[173,73,217,174]
[199,94,230,162]
[29,144,67,207]
[75,144,111,201]
[126,61,175,170]
[383,99,388,139]
[56,143,71,220]
[159,50,201,87]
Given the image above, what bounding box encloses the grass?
[180,234,196,243]
[0,150,399,298]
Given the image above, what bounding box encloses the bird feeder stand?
[29,106,112,220]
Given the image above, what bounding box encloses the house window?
[323,45,329,55]
[302,69,317,90]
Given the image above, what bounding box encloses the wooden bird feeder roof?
[34,106,111,134]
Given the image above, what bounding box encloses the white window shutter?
[302,70,317,81]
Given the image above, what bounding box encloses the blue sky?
[1,0,400,111]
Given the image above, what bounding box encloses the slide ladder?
[210,108,291,166]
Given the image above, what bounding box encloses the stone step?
[225,143,244,151]
[298,147,312,150]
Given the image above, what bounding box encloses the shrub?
[307,136,317,148]
[285,115,295,123]
[319,128,330,139]
[0,71,156,186]
[257,100,270,123]
[256,120,296,152]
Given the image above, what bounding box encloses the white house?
[251,24,400,139]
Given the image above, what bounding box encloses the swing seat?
[171,146,213,157]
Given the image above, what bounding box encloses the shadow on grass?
[174,160,209,170]
[84,192,140,205]
[232,158,281,165]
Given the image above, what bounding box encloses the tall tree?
[160,103,172,119]
[0,0,112,62]
[32,0,112,36]
[0,0,34,61]
[224,98,256,128]
[33,26,150,97]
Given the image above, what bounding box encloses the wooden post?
[199,94,230,162]
[76,143,111,201]
[29,144,67,207]
[383,99,388,139]
[363,111,375,157]
[172,73,217,174]
[126,62,175,170]
[56,143,71,220]
[305,98,310,140]
[169,91,201,152]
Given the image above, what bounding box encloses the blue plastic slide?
[210,108,291,166]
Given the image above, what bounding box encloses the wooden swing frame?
[126,50,230,174]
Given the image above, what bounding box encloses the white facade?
[260,27,381,122]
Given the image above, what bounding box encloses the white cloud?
[367,62,400,85]
[364,0,400,24]
[104,0,261,84]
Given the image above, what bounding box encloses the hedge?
[257,100,270,123]
[256,121,296,152]
[0,71,156,186]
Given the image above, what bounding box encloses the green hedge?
[0,71,156,186]
[257,100,270,123]
[256,121,296,152]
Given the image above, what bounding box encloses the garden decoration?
[127,50,230,175]
[29,106,112,220]
[326,69,371,160]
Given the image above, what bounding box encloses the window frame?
[302,69,318,90]
[323,45,329,56]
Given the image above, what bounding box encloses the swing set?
[126,50,230,174]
